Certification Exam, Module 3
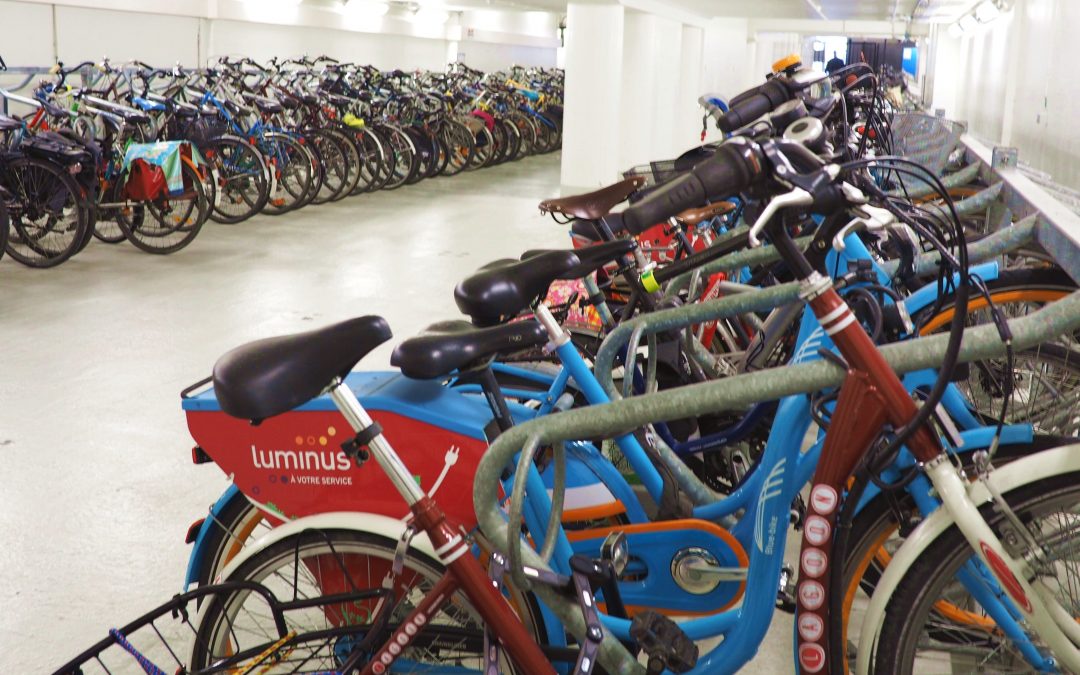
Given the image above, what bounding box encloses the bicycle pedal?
[629,610,698,674]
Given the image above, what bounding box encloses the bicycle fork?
[791,266,1080,673]
[326,381,556,675]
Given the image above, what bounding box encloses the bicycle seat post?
[326,377,426,506]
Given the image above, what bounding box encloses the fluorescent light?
[343,0,388,17]
[975,1,1001,22]
[948,22,965,37]
[958,13,978,32]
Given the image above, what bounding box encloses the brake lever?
[747,188,813,247]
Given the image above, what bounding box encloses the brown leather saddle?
[674,201,736,228]
[538,175,647,220]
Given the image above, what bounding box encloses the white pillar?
[560,2,625,191]
[674,24,704,155]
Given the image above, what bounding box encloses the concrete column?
[675,25,705,154]
[560,2,626,191]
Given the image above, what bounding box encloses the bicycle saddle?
[455,250,580,327]
[391,319,547,380]
[241,93,283,115]
[538,175,646,220]
[520,239,636,279]
[674,201,736,228]
[212,316,393,422]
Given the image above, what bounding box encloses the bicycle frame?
[321,379,555,675]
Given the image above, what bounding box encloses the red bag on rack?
[123,159,168,201]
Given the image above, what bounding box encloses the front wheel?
[873,469,1080,674]
[190,528,546,674]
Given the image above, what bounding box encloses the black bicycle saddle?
[391,319,547,380]
[213,316,392,421]
[455,250,579,327]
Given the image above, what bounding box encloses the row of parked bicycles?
[55,55,1080,675]
[0,56,563,267]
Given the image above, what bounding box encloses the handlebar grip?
[621,142,761,235]
[716,78,794,133]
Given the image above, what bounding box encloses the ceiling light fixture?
[241,0,302,4]
[958,13,978,32]
[802,0,827,20]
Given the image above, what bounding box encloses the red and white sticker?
[799,642,826,673]
[810,484,839,515]
[798,613,825,642]
[799,580,825,610]
[801,548,828,578]
[804,515,831,546]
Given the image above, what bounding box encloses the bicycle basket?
[888,112,967,181]
[171,110,227,147]
[623,145,717,202]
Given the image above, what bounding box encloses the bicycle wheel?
[205,137,270,224]
[440,120,474,177]
[117,161,209,254]
[2,156,89,268]
[261,133,313,216]
[382,125,418,191]
[0,198,8,264]
[325,129,362,201]
[190,529,546,674]
[467,125,495,170]
[293,134,323,210]
[917,268,1080,436]
[873,469,1080,674]
[348,126,387,195]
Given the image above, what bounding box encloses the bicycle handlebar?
[717,77,796,133]
[618,140,764,235]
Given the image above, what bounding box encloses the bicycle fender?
[855,443,1080,675]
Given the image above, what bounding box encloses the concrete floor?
[1,152,793,672]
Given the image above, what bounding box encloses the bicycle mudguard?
[191,511,438,625]
[855,443,1080,675]
[185,371,500,527]
[184,371,622,530]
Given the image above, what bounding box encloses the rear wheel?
[440,120,474,177]
[117,161,209,254]
[190,529,546,674]
[261,134,313,216]
[3,156,89,268]
[205,137,270,224]
[382,125,418,190]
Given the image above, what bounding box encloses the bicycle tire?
[873,469,1080,674]
[190,528,546,674]
[467,125,495,171]
[440,120,474,177]
[0,198,8,264]
[916,267,1080,436]
[117,161,209,254]
[2,156,89,268]
[261,133,313,216]
[348,126,386,194]
[293,133,323,210]
[325,129,362,201]
[205,136,270,224]
[381,124,418,190]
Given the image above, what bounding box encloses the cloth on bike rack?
[122,141,204,195]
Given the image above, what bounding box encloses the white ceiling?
[398,0,981,22]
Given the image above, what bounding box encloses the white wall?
[928,0,1080,189]
[0,0,557,72]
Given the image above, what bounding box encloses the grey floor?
[1,152,792,672]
